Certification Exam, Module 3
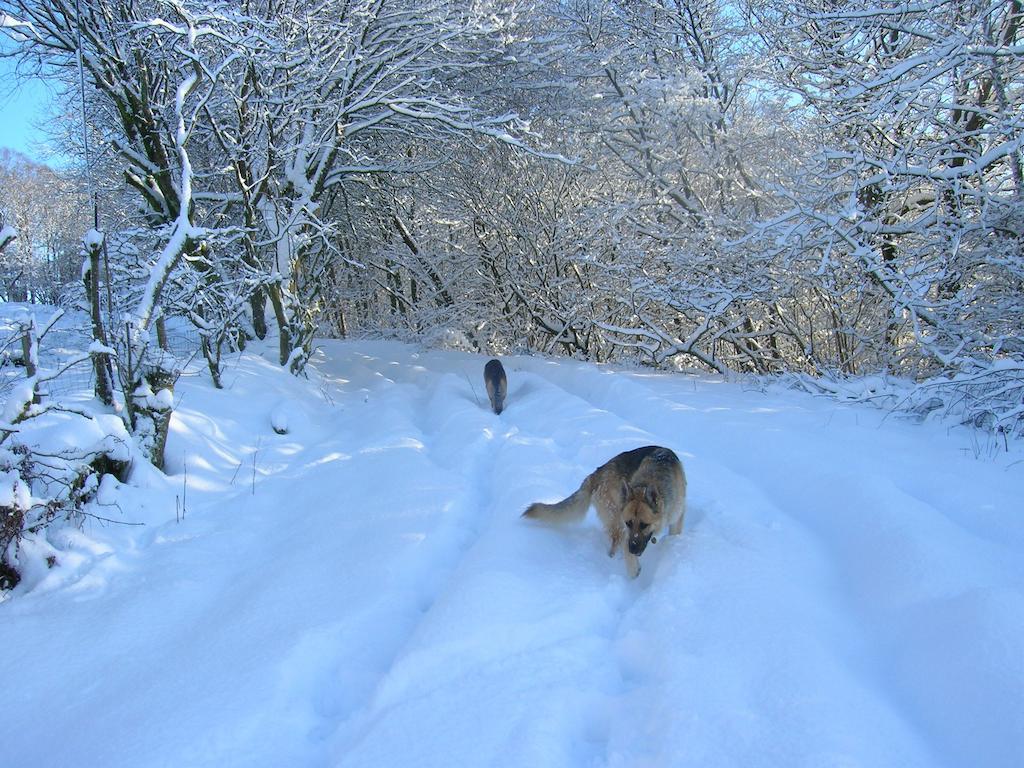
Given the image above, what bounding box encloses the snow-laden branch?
[134,64,201,331]
[0,225,16,252]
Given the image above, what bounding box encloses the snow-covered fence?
[1,310,108,402]
[0,307,202,418]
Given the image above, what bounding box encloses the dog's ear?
[644,486,658,507]
[620,479,630,503]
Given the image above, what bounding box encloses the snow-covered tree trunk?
[82,229,115,406]
[17,314,38,403]
[123,41,205,470]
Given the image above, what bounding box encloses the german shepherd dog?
[523,446,686,578]
[484,359,507,414]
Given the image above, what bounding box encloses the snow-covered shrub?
[0,404,132,588]
[0,308,135,589]
[776,361,1024,448]
[423,327,478,353]
[905,362,1024,442]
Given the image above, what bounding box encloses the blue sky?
[0,54,59,165]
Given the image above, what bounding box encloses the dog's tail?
[522,474,594,523]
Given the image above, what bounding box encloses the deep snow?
[2,333,1022,768]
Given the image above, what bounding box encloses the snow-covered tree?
[2,0,551,463]
[747,0,1024,431]
[3,0,1021,443]
[0,149,89,303]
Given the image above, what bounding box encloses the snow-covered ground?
[2,334,1022,767]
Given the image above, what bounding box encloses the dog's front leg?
[607,527,622,557]
[624,552,641,579]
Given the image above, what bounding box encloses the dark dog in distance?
[484,358,507,414]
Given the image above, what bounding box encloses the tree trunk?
[85,241,115,406]
[267,281,292,367]
[251,287,268,340]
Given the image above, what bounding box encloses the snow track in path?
[316,345,1022,768]
[328,360,647,768]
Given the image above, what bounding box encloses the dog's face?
[622,484,662,556]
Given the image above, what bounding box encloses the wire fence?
[0,316,202,404]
